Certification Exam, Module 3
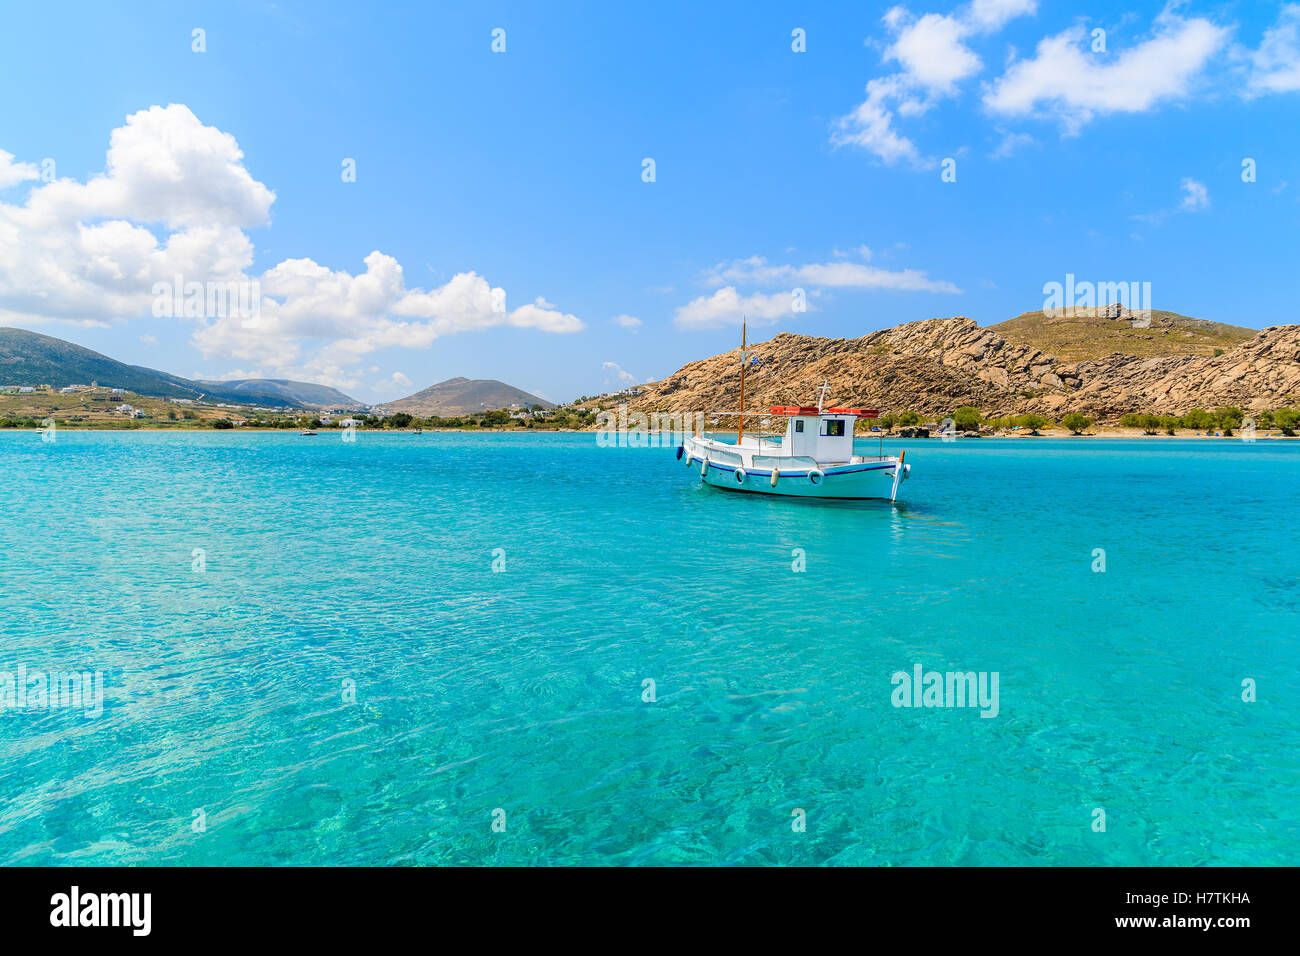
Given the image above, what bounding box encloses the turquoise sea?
[1,431,1296,866]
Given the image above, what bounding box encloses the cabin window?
[822,419,846,437]
[794,420,804,433]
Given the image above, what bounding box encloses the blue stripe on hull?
[694,459,900,499]
[704,483,893,500]
[700,461,894,477]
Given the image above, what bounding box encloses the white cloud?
[1179,177,1210,211]
[967,0,1038,31]
[1247,4,1300,94]
[1131,176,1212,226]
[704,255,960,293]
[886,12,984,94]
[611,313,642,329]
[674,287,810,329]
[680,251,956,330]
[832,76,927,166]
[27,104,275,231]
[839,5,1300,163]
[0,105,584,386]
[990,129,1036,159]
[830,245,873,259]
[601,361,637,386]
[0,150,39,189]
[375,370,413,394]
[0,106,265,327]
[984,13,1229,133]
[834,2,1038,165]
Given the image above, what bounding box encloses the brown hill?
[990,309,1254,360]
[621,316,1300,422]
[380,377,554,416]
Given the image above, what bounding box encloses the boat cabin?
[769,406,878,464]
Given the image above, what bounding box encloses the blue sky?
[1,0,1298,404]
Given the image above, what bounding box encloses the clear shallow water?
[1,431,1296,866]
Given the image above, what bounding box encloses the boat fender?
[808,468,825,486]
[700,457,708,479]
[676,445,684,460]
[770,468,779,487]
[735,467,747,484]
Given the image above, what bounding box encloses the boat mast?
[737,319,747,443]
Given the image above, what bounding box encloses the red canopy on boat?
[767,405,879,417]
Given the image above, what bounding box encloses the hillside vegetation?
[989,309,1254,360]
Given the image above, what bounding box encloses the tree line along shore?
[0,405,600,432]
[3,391,1296,438]
[867,405,1299,437]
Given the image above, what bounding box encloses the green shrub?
[1062,412,1094,434]
[1215,406,1244,429]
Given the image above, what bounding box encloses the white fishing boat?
[677,325,911,501]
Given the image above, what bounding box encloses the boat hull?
[681,436,909,501]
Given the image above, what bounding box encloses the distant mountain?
[0,327,363,408]
[196,378,365,409]
[1,327,193,398]
[989,309,1255,361]
[382,377,554,415]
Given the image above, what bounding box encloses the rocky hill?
[622,316,1300,421]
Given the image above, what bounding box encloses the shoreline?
[5,426,1296,440]
[3,426,593,434]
